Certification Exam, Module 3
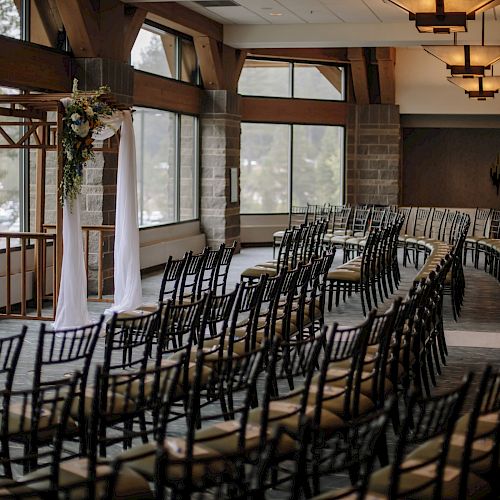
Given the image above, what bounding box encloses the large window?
[135,107,198,227]
[240,123,344,214]
[131,22,200,85]
[0,0,68,49]
[0,0,20,39]
[0,87,22,234]
[238,58,345,101]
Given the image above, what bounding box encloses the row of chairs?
[243,219,329,281]
[0,231,481,498]
[137,242,236,312]
[326,215,403,315]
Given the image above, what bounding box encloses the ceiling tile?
[320,0,380,23]
[207,5,272,23]
[236,0,304,24]
[363,0,409,22]
[274,0,343,23]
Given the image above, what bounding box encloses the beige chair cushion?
[327,269,361,282]
[21,457,153,500]
[369,458,491,499]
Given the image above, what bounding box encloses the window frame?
[133,105,200,230]
[240,120,346,215]
[132,20,202,87]
[238,56,348,103]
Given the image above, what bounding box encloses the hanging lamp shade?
[424,45,500,75]
[448,75,500,99]
[386,1,500,33]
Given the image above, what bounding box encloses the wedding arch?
[0,88,143,327]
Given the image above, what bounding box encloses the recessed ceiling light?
[270,12,283,16]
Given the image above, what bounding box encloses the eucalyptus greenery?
[61,80,115,206]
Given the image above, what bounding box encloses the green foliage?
[61,80,115,206]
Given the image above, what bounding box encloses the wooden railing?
[0,232,57,320]
[44,224,115,302]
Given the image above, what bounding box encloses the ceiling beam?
[133,70,202,114]
[241,96,348,126]
[376,47,396,105]
[222,46,247,92]
[347,48,370,105]
[247,47,348,63]
[0,35,72,92]
[54,0,99,57]
[317,66,343,93]
[30,0,63,48]
[123,5,147,56]
[131,1,223,41]
[194,36,224,90]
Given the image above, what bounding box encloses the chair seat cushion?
[120,438,226,484]
[248,401,344,435]
[241,266,277,278]
[369,459,491,499]
[21,457,153,500]
[327,269,361,281]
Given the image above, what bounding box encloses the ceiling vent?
[195,1,240,7]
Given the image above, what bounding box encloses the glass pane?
[293,64,344,100]
[180,115,197,221]
[29,0,66,49]
[0,87,21,239]
[135,107,176,227]
[131,28,176,79]
[0,0,21,39]
[180,38,199,84]
[292,125,343,206]
[238,60,290,98]
[240,123,289,214]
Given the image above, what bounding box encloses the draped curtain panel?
[54,108,143,329]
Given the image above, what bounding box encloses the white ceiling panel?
[182,2,231,23]
[363,0,409,22]
[274,0,343,23]
[235,0,304,24]
[205,5,271,24]
[320,0,381,23]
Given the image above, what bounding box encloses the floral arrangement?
[61,79,115,206]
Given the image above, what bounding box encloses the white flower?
[71,121,90,137]
[71,113,81,122]
[86,107,95,117]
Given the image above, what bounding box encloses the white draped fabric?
[105,111,143,315]
[54,106,142,329]
[53,194,90,329]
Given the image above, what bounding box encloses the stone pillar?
[74,58,134,294]
[200,90,241,251]
[346,104,401,206]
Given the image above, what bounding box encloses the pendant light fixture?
[447,75,500,99]
[385,0,500,33]
[424,15,500,76]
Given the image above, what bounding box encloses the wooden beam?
[247,47,348,64]
[31,0,63,48]
[54,0,99,57]
[137,2,223,41]
[347,48,369,105]
[223,46,247,92]
[133,70,202,115]
[123,5,147,56]
[241,97,348,126]
[317,66,343,94]
[376,47,396,105]
[193,36,224,90]
[161,34,177,78]
[0,36,72,92]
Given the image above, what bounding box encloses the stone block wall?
[200,90,241,251]
[346,104,401,206]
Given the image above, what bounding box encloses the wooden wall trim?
[0,36,72,92]
[247,48,348,64]
[133,71,202,114]
[241,96,348,125]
